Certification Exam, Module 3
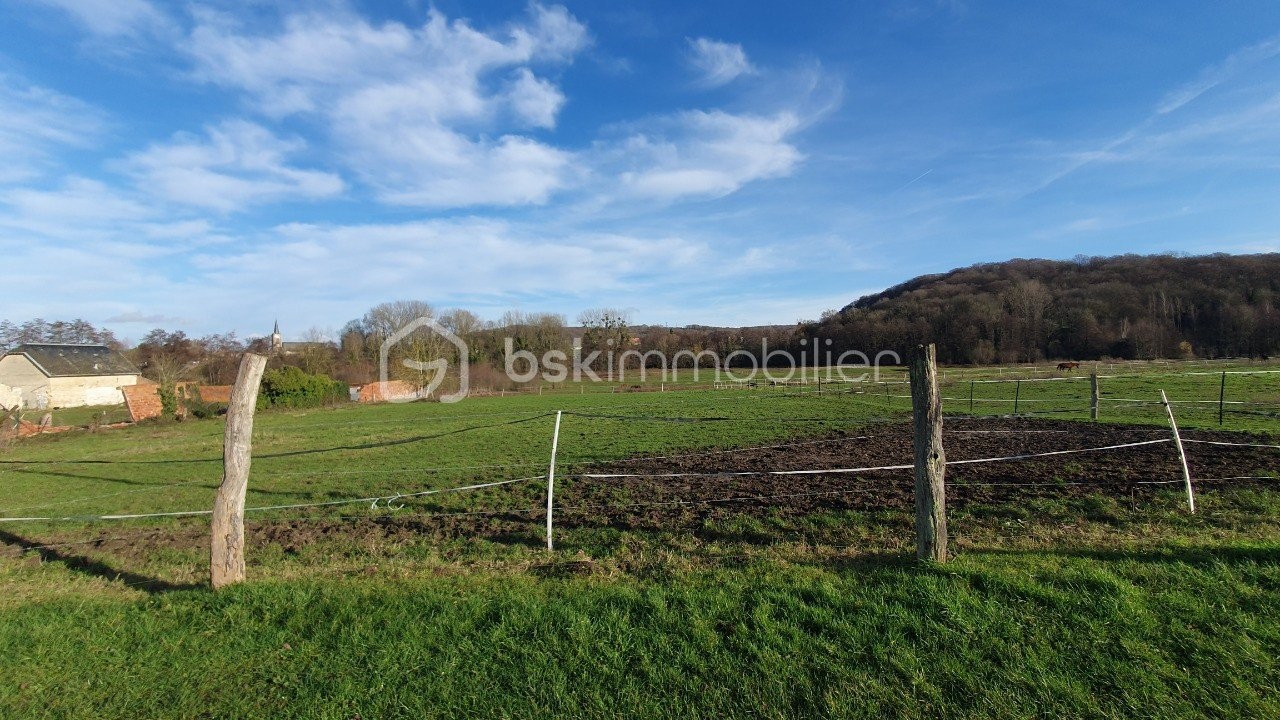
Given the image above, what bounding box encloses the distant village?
[0,321,342,429]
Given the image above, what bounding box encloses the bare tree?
[578,308,632,370]
[361,300,436,344]
[297,327,337,376]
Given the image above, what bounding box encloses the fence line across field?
[0,459,551,514]
[575,438,1174,480]
[1180,439,1280,450]
[4,421,1180,517]
[0,475,542,524]
[7,386,1239,520]
[0,477,216,515]
[0,431,1195,525]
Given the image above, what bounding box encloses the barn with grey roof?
[0,344,141,410]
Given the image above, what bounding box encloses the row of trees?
[8,253,1279,393]
[0,319,121,351]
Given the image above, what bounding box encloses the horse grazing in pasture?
[1057,361,1081,371]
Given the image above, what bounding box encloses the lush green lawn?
[2,538,1278,718]
[1,366,1278,718]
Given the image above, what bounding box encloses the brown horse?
[1057,361,1081,371]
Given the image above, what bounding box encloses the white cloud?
[123,120,344,211]
[0,176,234,255]
[507,68,566,128]
[612,110,804,200]
[179,6,812,209]
[30,0,173,39]
[0,76,105,183]
[184,4,588,207]
[191,219,709,301]
[687,37,755,87]
[0,177,153,236]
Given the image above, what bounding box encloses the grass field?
[2,361,1279,718]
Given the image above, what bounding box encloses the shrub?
[258,366,347,410]
[179,385,227,420]
[158,383,178,417]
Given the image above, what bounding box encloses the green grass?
[1,541,1278,718]
[16,404,133,428]
[1,364,1279,718]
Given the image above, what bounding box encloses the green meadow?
[1,361,1278,718]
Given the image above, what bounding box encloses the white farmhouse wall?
[47,374,139,408]
[0,355,50,406]
[0,383,21,411]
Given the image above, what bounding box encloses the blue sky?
[2,1,1279,341]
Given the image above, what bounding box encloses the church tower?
[271,320,283,354]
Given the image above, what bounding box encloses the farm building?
[0,344,141,409]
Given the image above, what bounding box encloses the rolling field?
[2,363,1279,718]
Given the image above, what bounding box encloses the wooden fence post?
[210,353,268,590]
[1090,374,1100,421]
[910,344,947,563]
[1013,379,1021,416]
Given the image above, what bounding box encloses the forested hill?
[803,253,1280,364]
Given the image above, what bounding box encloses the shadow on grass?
[968,544,1280,568]
[9,466,325,501]
[0,528,203,594]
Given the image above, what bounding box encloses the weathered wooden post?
[210,353,268,589]
[1090,373,1100,421]
[1013,379,1021,415]
[910,344,947,563]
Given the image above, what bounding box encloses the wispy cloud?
[1157,33,1280,114]
[1026,34,1280,196]
[607,110,803,200]
[687,37,755,87]
[30,0,175,39]
[0,76,105,183]
[122,120,344,211]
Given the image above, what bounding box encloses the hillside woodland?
[802,254,1280,364]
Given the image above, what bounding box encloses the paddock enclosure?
[2,359,1278,588]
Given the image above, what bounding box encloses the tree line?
[6,253,1278,389]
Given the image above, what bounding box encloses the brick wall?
[357,380,419,403]
[195,385,233,403]
[123,383,163,422]
[123,382,235,422]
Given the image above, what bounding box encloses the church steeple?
[271,320,282,353]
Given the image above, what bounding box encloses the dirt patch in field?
[547,417,1279,533]
[10,418,1277,563]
